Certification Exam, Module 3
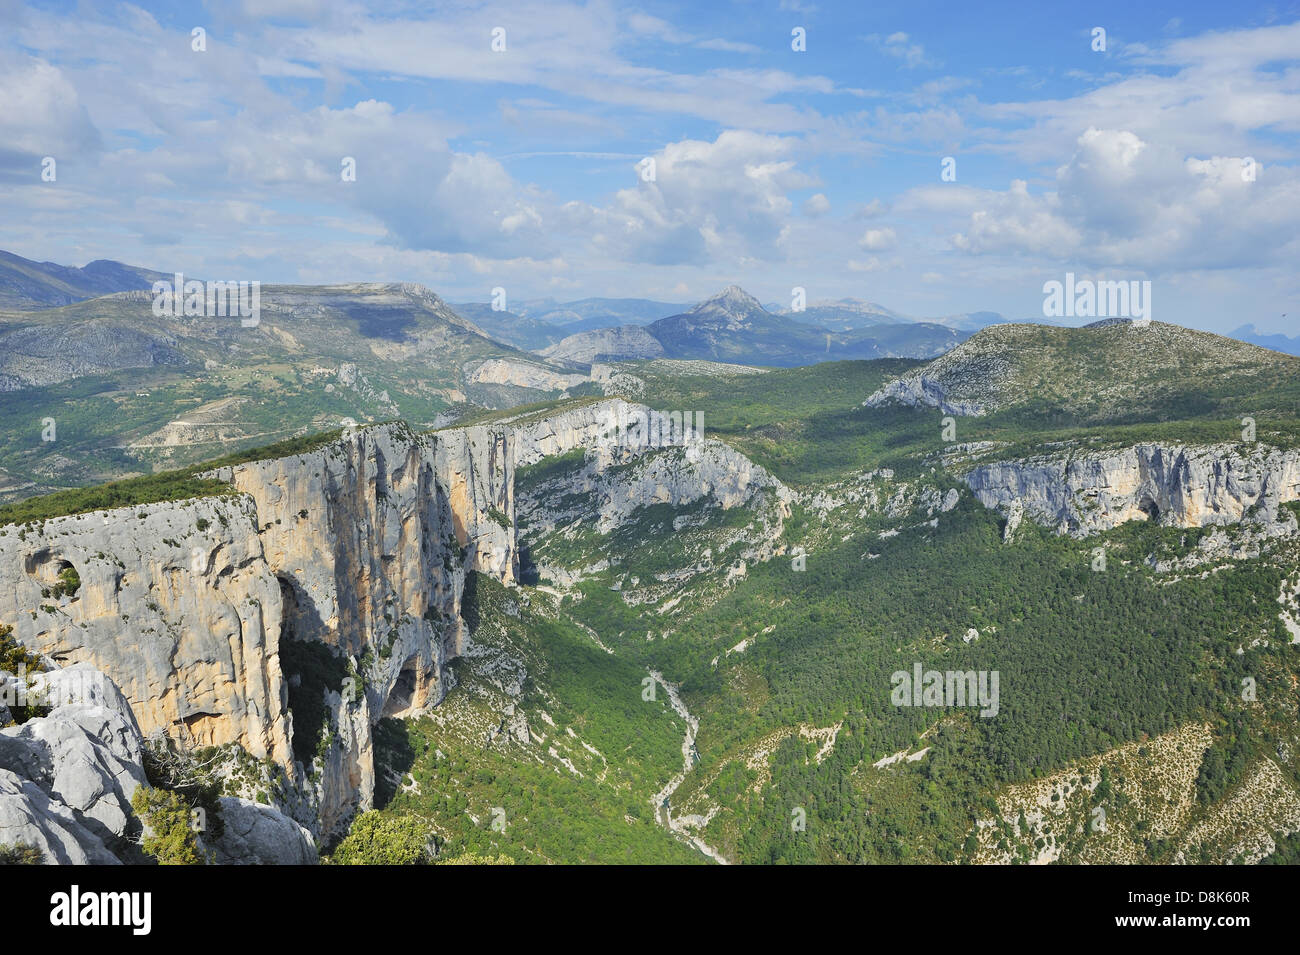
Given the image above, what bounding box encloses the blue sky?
[1,0,1297,332]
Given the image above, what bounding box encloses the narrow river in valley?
[648,670,729,865]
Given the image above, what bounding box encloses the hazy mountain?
[770,298,907,330]
[515,296,684,329]
[450,302,563,351]
[1230,323,1300,356]
[0,249,169,310]
[538,286,967,367]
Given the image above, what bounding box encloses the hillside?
[0,283,592,501]
[0,250,170,310]
[866,320,1299,421]
[4,339,1300,865]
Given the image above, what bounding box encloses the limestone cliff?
[207,422,514,834]
[509,397,702,467]
[962,443,1300,537]
[1,401,781,844]
[0,420,516,840]
[0,495,291,766]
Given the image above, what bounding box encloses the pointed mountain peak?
[689,285,767,323]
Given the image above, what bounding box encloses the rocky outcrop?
[0,495,292,766]
[865,370,991,417]
[963,443,1300,537]
[511,397,781,524]
[466,358,588,392]
[0,771,120,863]
[205,796,317,865]
[512,399,793,590]
[539,325,664,364]
[509,398,712,469]
[0,664,144,864]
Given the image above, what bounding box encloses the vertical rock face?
[209,422,514,691]
[0,496,291,766]
[432,425,516,584]
[0,421,518,841]
[509,397,702,467]
[207,422,515,837]
[963,444,1300,536]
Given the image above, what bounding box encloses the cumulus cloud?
[0,53,101,162]
[859,227,896,251]
[802,192,831,216]
[946,127,1300,272]
[584,130,816,265]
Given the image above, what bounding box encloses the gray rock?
[0,666,147,846]
[0,768,120,864]
[963,443,1300,537]
[539,325,664,364]
[205,796,317,865]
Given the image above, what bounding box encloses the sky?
[0,0,1297,332]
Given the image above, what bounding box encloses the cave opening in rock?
[382,655,420,718]
[1138,495,1161,521]
[518,538,540,586]
[25,551,81,599]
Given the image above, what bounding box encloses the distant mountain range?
[459,289,999,359]
[1230,323,1300,356]
[0,250,168,310]
[4,247,1290,369]
[450,296,687,350]
[539,286,967,367]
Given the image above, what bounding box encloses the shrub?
[131,787,206,865]
[438,851,515,865]
[330,811,430,865]
[0,842,45,865]
[51,566,80,599]
[0,623,49,725]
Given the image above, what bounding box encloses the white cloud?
[0,53,101,158]
[946,127,1300,272]
[585,130,816,265]
[802,192,831,216]
[859,227,896,251]
[866,32,935,69]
